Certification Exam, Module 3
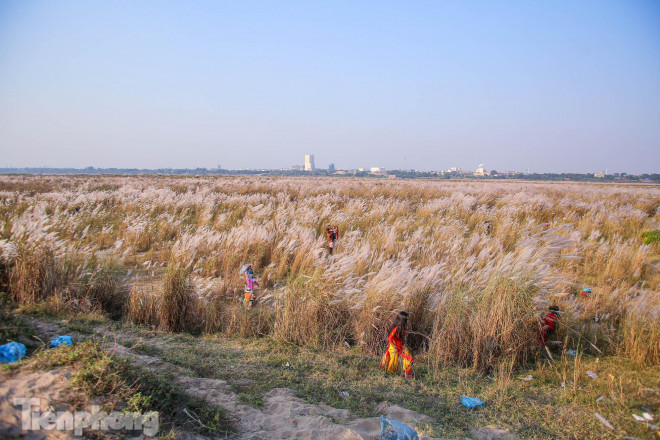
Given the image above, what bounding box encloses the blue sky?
[0,1,659,172]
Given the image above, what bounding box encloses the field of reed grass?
[1,175,658,373]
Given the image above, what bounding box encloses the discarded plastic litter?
[586,371,598,379]
[596,396,605,403]
[642,412,654,421]
[380,415,419,440]
[633,414,646,422]
[0,341,27,364]
[594,412,614,430]
[50,336,72,348]
[519,375,533,382]
[461,395,485,408]
[340,391,349,398]
[566,349,577,356]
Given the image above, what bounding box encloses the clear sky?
[0,1,659,173]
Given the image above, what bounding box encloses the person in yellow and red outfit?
[380,311,413,378]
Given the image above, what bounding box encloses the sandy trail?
[2,319,516,440]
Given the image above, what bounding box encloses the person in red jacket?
[379,311,413,378]
[326,226,339,254]
[540,305,560,346]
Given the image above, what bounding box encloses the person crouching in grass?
[540,305,560,347]
[380,311,413,378]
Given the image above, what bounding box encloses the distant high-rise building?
[304,154,315,171]
[329,163,335,172]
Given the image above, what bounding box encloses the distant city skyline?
[1,1,659,173]
[0,156,656,175]
[0,163,654,176]
[1,150,657,175]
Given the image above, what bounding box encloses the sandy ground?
[0,367,77,440]
[0,319,518,440]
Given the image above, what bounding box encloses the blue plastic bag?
[0,341,27,364]
[380,415,419,440]
[461,395,485,408]
[50,336,73,348]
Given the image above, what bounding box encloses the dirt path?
[4,319,517,440]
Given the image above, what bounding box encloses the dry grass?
[620,311,660,365]
[273,273,352,348]
[127,278,162,327]
[0,175,658,372]
[159,263,196,333]
[430,278,538,373]
[7,243,126,320]
[9,245,61,304]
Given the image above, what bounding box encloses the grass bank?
[77,319,660,440]
[0,314,234,438]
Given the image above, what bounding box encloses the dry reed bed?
[0,175,658,371]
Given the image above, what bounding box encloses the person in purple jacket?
[243,264,259,309]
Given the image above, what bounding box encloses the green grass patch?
[642,230,660,245]
[63,320,97,334]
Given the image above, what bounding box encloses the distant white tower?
[304,154,315,171]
